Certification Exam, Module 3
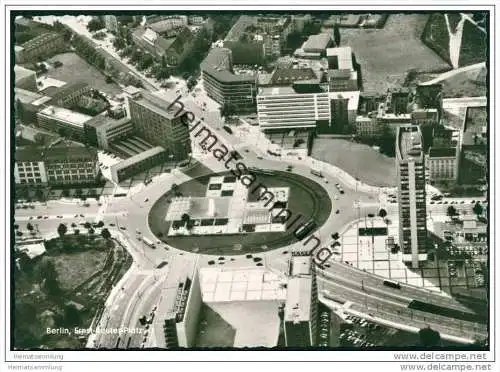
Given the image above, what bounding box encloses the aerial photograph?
[9,10,489,352]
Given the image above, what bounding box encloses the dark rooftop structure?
[429,147,456,158]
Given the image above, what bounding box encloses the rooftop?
[326,47,353,71]
[38,106,92,127]
[429,147,457,158]
[397,125,424,162]
[14,87,44,104]
[44,81,89,100]
[290,256,312,276]
[270,67,318,86]
[14,65,36,82]
[302,33,332,52]
[201,47,256,83]
[284,277,312,323]
[16,142,97,163]
[112,146,165,170]
[84,115,131,130]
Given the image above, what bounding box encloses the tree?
[418,327,441,347]
[333,23,341,46]
[96,221,104,228]
[378,208,387,220]
[181,213,191,226]
[473,202,484,216]
[87,17,104,32]
[73,229,80,235]
[57,223,67,238]
[64,304,81,326]
[40,260,60,295]
[14,224,19,230]
[27,223,34,231]
[88,227,95,235]
[101,228,111,240]
[447,206,457,218]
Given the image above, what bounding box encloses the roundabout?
[148,170,332,255]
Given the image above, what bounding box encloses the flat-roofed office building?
[36,106,92,141]
[257,85,330,131]
[201,47,257,112]
[396,125,428,268]
[128,90,191,160]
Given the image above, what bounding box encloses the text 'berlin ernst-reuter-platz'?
[11,11,489,350]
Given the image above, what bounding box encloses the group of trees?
[72,35,106,70]
[87,17,105,33]
[447,202,484,219]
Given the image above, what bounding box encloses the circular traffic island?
[148,170,332,256]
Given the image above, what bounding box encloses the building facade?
[110,146,167,183]
[257,86,330,131]
[283,255,318,347]
[427,148,459,182]
[128,90,191,160]
[396,125,428,268]
[84,116,134,150]
[36,106,91,141]
[15,144,99,186]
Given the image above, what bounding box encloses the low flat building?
[355,115,379,137]
[14,65,37,91]
[294,33,333,59]
[110,146,167,183]
[44,82,91,108]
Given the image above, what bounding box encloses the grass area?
[50,250,108,291]
[195,304,235,347]
[148,170,332,255]
[340,14,450,93]
[440,68,487,98]
[46,52,121,96]
[311,138,396,187]
[422,13,487,68]
[13,234,132,349]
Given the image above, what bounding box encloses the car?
[57,215,63,218]
[120,226,126,230]
[335,210,340,214]
[37,216,43,219]
[80,214,85,217]
[257,156,263,160]
[144,198,149,202]
[109,223,115,227]
[340,190,345,194]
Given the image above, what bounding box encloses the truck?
[310,168,323,177]
[141,237,156,249]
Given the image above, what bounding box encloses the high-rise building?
[283,254,318,347]
[127,90,191,160]
[396,125,428,268]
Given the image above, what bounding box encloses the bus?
[295,220,316,240]
[383,279,401,289]
[141,237,156,249]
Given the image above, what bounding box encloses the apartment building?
[201,47,257,112]
[44,82,91,108]
[128,90,191,160]
[283,254,318,347]
[15,144,99,186]
[427,148,459,181]
[396,125,428,268]
[355,115,379,137]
